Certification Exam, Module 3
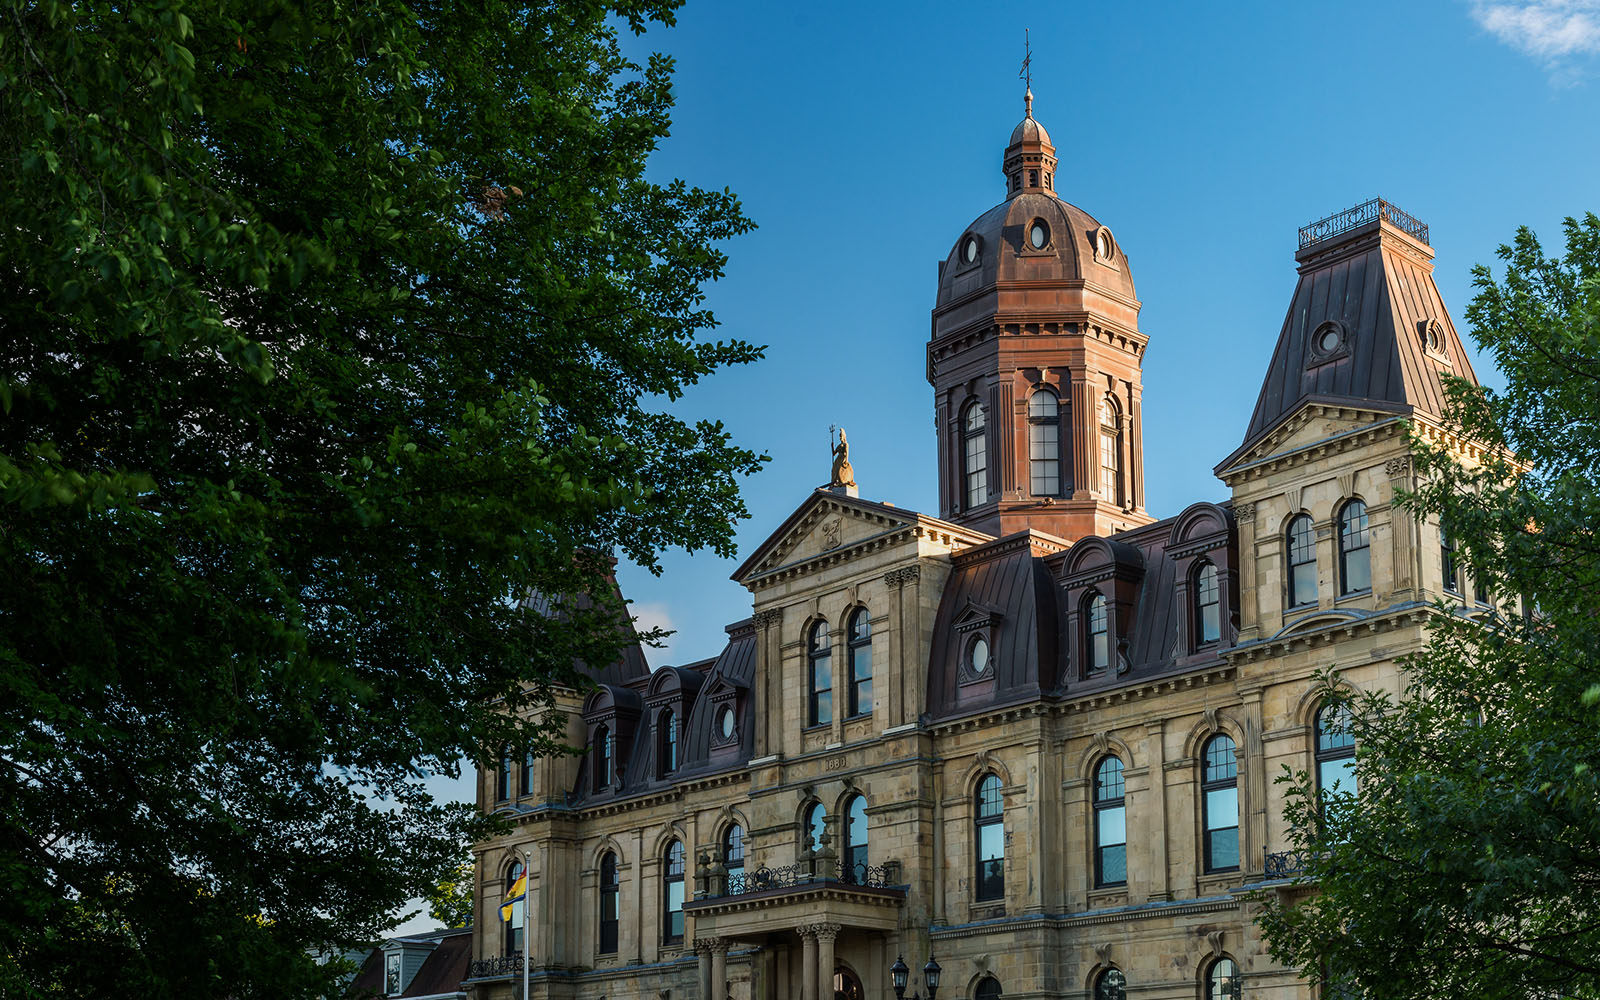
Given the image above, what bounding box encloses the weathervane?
[1019,28,1033,115]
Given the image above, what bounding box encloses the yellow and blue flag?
[500,872,528,922]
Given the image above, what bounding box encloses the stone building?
[466,93,1490,1000]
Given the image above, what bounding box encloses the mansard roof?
[1222,199,1480,473]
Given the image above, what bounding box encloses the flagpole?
[522,846,532,1000]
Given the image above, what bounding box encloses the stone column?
[814,923,840,1000]
[799,926,818,1000]
[710,938,729,1000]
[1142,719,1170,901]
[696,940,713,1000]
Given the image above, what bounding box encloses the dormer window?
[962,235,980,264]
[658,708,677,776]
[593,725,612,792]
[385,952,401,996]
[1086,592,1110,674]
[966,634,991,678]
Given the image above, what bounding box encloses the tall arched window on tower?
[598,852,619,953]
[804,802,826,854]
[807,621,832,727]
[962,400,988,510]
[520,747,534,797]
[496,747,512,802]
[1093,756,1126,886]
[662,840,685,943]
[1085,592,1110,675]
[1441,524,1460,594]
[1287,514,1317,608]
[1205,958,1240,1000]
[1315,702,1357,799]
[1094,966,1127,1000]
[503,860,525,956]
[592,725,612,793]
[975,773,1004,900]
[1201,734,1239,872]
[1193,561,1221,648]
[1338,499,1371,595]
[1100,396,1123,505]
[1029,387,1061,496]
[843,794,869,881]
[722,824,745,891]
[658,708,677,776]
[847,608,872,718]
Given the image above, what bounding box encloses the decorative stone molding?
[1337,471,1354,498]
[1232,501,1255,520]
[1386,455,1411,477]
[884,565,922,587]
[1093,941,1113,965]
[753,608,783,629]
[1284,485,1303,514]
[813,922,841,943]
[1206,929,1225,958]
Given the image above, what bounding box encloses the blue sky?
[612,0,1600,667]
[394,0,1598,935]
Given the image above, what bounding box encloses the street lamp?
[890,953,940,1000]
[891,956,910,998]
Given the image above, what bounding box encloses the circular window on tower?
[964,634,992,679]
[962,235,981,265]
[1095,226,1116,261]
[1308,320,1350,366]
[1029,219,1050,250]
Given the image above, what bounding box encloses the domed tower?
[929,91,1153,542]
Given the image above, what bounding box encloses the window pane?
[1206,825,1240,870]
[977,775,1003,818]
[1204,736,1237,782]
[1292,562,1318,606]
[1095,758,1124,801]
[1319,756,1357,796]
[1098,842,1127,885]
[1206,786,1238,831]
[813,688,831,725]
[666,880,684,936]
[1098,805,1126,847]
[807,805,826,853]
[1343,549,1370,593]
[1317,705,1355,751]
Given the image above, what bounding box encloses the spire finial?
[1019,28,1033,117]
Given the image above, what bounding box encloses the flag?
[500,872,527,923]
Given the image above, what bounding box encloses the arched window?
[975,773,1004,901]
[843,794,868,881]
[1287,514,1317,608]
[520,747,534,797]
[1093,757,1126,886]
[847,609,872,718]
[1193,561,1221,648]
[962,401,988,510]
[1094,967,1127,1000]
[976,977,1003,1000]
[1205,957,1240,1000]
[722,824,745,891]
[804,802,826,855]
[1029,387,1062,497]
[658,708,677,776]
[662,840,685,943]
[1338,500,1371,595]
[593,725,612,793]
[1099,397,1123,505]
[503,861,525,956]
[496,747,512,802]
[598,852,619,953]
[1315,702,1357,799]
[1440,524,1460,594]
[1201,734,1239,872]
[807,621,832,727]
[1085,592,1110,675]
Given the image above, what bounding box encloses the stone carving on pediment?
[821,517,843,551]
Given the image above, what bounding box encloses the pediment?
[730,490,917,584]
[1217,397,1410,477]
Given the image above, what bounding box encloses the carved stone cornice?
[753,608,783,629]
[883,565,921,587]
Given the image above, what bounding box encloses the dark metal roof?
[1222,207,1479,471]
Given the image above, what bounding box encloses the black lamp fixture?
[890,953,940,1000]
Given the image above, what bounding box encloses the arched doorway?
[833,966,864,1000]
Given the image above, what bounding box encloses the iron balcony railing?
[1298,197,1429,250]
[1264,849,1315,880]
[466,953,522,980]
[717,859,895,898]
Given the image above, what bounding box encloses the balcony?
[464,953,522,981]
[1264,850,1315,880]
[685,857,905,940]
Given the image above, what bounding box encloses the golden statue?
[830,427,856,489]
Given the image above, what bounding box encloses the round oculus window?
[717,705,735,740]
[963,237,979,263]
[1319,328,1342,353]
[1097,230,1113,258]
[1029,221,1049,249]
[968,635,990,675]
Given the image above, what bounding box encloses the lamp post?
[890,953,940,1000]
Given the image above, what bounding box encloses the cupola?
[1003,90,1057,197]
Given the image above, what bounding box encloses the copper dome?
[936,191,1136,309]
[1008,114,1052,147]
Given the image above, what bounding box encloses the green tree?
[1258,215,1600,998]
[423,855,474,930]
[0,2,760,997]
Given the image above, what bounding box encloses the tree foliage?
[423,856,474,930]
[0,1,761,996]
[1258,215,1600,998]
